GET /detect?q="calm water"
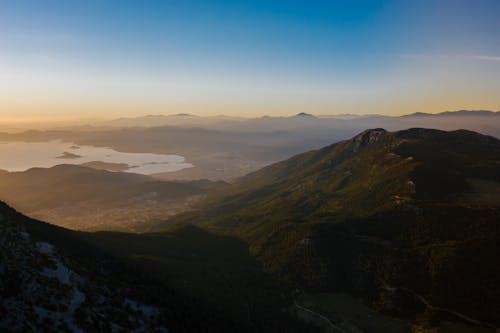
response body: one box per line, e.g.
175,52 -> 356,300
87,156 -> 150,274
0,140 -> 193,175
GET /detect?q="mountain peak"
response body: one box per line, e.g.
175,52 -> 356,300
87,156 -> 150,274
294,112 -> 315,117
351,128 -> 389,148
360,128 -> 387,135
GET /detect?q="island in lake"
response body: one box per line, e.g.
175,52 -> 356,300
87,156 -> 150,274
56,152 -> 82,159
80,161 -> 132,172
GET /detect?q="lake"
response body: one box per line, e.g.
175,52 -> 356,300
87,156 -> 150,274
0,140 -> 193,175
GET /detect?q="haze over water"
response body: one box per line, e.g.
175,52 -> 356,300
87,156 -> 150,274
0,140 -> 192,175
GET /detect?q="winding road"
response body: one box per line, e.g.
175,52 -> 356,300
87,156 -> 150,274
392,286 -> 498,331
294,301 -> 348,333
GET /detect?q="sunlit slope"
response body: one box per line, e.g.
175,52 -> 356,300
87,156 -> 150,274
157,128 -> 500,327
162,128 -> 499,257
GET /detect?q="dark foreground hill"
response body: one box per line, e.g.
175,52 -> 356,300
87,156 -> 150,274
0,202 -> 175,332
154,128 -> 500,332
0,201 -> 317,333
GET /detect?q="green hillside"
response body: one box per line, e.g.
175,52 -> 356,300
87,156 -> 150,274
154,128 -> 500,331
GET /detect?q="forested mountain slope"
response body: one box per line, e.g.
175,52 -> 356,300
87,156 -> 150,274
156,128 -> 500,331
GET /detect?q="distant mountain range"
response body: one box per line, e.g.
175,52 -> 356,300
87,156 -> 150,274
403,110 -> 499,117
105,113 -> 242,128
104,110 -> 500,127
1,110 -> 499,182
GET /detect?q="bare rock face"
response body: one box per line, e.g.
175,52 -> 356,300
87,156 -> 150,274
356,128 -> 387,144
348,128 -> 389,152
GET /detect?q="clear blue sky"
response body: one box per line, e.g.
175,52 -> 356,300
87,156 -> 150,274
1,0 -> 499,120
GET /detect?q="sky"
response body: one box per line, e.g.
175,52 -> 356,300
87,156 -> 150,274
1,0 -> 499,121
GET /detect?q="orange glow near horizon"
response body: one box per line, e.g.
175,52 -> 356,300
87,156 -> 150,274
1,1 -> 499,124
1,96 -> 499,124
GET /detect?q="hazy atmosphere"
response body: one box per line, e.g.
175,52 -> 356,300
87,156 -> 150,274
1,1 -> 499,333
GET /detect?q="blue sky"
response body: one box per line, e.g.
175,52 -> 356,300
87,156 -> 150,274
0,0 -> 499,120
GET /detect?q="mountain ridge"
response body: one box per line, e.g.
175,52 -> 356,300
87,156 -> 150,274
153,127 -> 500,330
